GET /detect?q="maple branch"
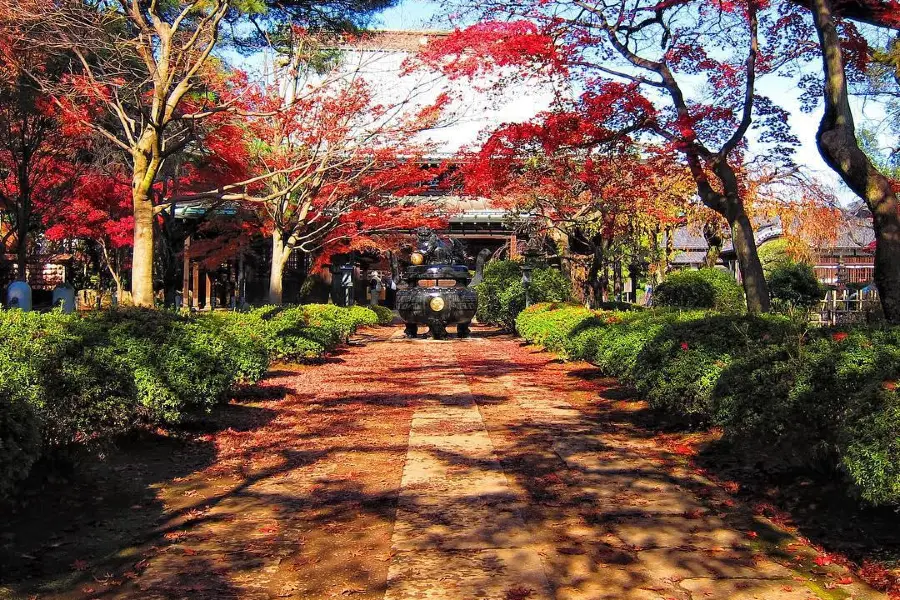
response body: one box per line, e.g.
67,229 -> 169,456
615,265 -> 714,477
719,0 -> 759,158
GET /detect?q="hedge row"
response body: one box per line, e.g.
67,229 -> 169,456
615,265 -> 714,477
516,303 -> 900,507
0,304 -> 384,499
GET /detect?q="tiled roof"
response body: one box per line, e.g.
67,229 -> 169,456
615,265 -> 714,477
674,216 -> 874,254
671,251 -> 709,265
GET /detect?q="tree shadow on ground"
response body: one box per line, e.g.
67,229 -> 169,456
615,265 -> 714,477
555,363 -> 900,594
0,402 -> 279,599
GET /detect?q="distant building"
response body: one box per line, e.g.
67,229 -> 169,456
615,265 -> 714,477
670,203 -> 876,287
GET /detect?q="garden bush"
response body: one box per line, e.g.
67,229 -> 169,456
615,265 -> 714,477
0,390 -> 41,499
369,305 -> 395,325
767,261 -> 825,312
252,305 -> 332,360
653,268 -> 745,312
516,304 -> 704,380
714,326 -> 900,505
517,303 -> 900,507
477,261 -> 571,330
0,302 -> 370,499
515,303 -> 596,355
0,310 -> 137,448
632,314 -> 794,424
574,310 -> 700,381
93,309 -> 242,423
195,311 -> 271,383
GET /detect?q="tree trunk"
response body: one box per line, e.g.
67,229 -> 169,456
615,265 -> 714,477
810,0 -> 900,322
702,221 -> 724,268
713,161 -> 771,313
728,210 -> 770,313
130,145 -> 159,308
664,226 -> 675,275
131,185 -> 155,307
268,230 -> 291,305
587,238 -> 611,308
613,258 -> 623,300
15,162 -> 29,281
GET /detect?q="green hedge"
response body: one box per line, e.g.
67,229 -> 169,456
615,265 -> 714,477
476,260 -> 571,330
370,305 -> 395,325
632,315 -> 794,423
654,268 -> 745,312
714,327 -> 900,505
516,304 -> 900,507
0,303 -> 372,499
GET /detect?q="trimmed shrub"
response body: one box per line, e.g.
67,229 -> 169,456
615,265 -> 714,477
477,261 -> 571,330
195,311 -> 271,383
252,306 -> 334,360
519,303 -> 900,507
654,268 -> 745,312
632,314 -> 794,424
369,305 -> 395,325
476,260 -> 522,328
516,304 -> 705,381
714,327 -> 900,505
597,301 -> 644,312
0,310 -> 136,447
515,303 -> 596,355
575,310 -> 701,381
0,302 -> 375,499
768,261 -> 825,311
348,305 -> 380,329
0,389 -> 41,499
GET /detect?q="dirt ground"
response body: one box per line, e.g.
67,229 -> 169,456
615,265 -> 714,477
0,325 -> 897,599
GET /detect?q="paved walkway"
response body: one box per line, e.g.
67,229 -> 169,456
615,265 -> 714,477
382,329 -> 884,600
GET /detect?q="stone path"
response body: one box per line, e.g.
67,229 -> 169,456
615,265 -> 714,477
383,330 -> 885,600
385,339 -> 552,599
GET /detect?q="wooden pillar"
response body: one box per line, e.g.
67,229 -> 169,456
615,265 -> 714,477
509,233 -> 518,260
182,235 -> 191,307
191,263 -> 200,310
205,271 -> 213,310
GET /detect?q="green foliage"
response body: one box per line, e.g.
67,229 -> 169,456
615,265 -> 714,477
758,238 -> 795,276
577,311 -> 701,381
0,302 -> 370,499
514,303 -> 596,357
0,389 -> 41,499
633,315 -> 794,423
768,262 -> 825,311
714,327 -> 900,506
517,304 -> 900,507
369,305 -> 395,325
654,268 -> 745,312
475,260 -> 522,328
476,261 -> 571,330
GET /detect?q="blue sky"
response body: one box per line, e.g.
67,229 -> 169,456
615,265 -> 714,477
376,1 -> 444,30
370,1 -> 889,206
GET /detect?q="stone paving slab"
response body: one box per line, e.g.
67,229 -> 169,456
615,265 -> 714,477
384,548 -> 552,600
385,343 -> 552,599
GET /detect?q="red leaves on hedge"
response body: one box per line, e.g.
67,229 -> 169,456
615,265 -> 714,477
831,332 -> 849,342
